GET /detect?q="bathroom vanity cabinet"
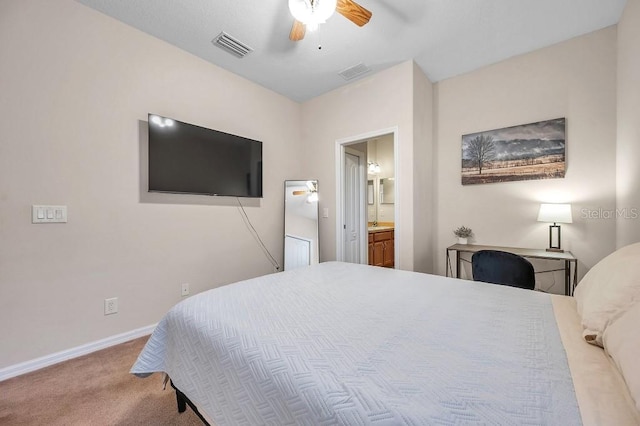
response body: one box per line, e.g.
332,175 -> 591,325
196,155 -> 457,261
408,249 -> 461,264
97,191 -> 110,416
368,229 -> 394,268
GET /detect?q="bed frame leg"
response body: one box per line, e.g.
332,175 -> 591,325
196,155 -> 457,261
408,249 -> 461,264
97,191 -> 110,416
169,380 -> 211,425
176,389 -> 187,413
171,380 -> 187,413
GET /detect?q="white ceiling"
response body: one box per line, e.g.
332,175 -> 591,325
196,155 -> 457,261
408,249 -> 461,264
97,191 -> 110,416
76,0 -> 627,103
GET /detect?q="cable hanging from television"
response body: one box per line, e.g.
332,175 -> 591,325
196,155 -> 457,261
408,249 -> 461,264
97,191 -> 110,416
236,198 -> 281,272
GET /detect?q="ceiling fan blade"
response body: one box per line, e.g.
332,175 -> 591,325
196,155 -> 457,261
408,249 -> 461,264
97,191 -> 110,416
336,0 -> 372,27
289,19 -> 306,41
292,190 -> 307,195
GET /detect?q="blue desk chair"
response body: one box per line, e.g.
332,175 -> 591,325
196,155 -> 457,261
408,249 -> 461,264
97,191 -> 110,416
471,250 -> 535,290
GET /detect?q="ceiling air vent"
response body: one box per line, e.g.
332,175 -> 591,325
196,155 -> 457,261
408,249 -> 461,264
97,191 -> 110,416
212,31 -> 253,58
338,63 -> 371,81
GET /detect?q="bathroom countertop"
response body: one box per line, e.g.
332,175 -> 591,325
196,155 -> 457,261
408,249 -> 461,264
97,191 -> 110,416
368,225 -> 395,232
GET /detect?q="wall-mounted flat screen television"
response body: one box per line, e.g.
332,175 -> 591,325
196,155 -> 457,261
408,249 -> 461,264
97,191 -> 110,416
148,114 -> 263,198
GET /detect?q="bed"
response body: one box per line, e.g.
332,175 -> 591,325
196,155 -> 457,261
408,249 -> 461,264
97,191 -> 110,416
131,250 -> 640,425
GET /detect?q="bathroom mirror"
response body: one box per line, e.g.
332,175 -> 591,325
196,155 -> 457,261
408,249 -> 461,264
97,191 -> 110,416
379,177 -> 395,204
367,179 -> 376,223
367,180 -> 374,205
367,135 -> 395,225
284,180 -> 319,271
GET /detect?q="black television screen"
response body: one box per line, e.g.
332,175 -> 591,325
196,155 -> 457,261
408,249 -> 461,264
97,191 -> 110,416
148,114 -> 262,197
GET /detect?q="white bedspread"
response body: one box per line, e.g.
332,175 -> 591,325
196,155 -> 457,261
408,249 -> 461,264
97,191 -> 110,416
132,261 -> 581,425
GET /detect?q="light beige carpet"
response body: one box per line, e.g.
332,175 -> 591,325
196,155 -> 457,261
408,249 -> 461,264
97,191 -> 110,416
0,337 -> 203,425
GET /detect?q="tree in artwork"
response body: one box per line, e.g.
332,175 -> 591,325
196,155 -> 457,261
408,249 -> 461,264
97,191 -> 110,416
466,134 -> 496,175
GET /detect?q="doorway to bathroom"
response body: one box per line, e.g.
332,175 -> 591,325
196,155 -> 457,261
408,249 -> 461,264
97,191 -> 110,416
335,127 -> 398,267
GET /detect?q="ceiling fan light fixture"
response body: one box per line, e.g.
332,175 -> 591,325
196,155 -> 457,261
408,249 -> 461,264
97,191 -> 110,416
288,0 -> 337,30
307,192 -> 319,203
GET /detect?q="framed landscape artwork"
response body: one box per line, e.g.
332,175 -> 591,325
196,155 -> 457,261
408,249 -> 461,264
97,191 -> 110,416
461,118 -> 566,185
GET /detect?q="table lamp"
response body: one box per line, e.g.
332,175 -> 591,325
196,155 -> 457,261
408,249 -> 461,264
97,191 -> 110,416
537,203 -> 572,252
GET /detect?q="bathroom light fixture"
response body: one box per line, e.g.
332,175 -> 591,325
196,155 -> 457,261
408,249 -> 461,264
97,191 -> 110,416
288,0 -> 337,32
537,203 -> 573,252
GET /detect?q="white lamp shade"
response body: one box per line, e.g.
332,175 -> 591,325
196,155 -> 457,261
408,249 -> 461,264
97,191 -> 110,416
537,203 -> 573,224
288,0 -> 337,28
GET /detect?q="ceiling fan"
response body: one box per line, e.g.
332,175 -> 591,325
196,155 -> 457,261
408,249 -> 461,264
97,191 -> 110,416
292,181 -> 319,202
288,0 -> 372,42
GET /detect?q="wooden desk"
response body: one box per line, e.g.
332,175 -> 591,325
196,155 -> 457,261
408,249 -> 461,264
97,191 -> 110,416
446,244 -> 578,296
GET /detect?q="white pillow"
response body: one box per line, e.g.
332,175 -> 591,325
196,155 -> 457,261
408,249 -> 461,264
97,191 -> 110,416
574,242 -> 640,346
603,302 -> 640,412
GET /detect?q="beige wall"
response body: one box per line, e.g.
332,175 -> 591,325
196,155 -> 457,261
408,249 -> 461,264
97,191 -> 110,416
616,0 -> 640,247
412,63 -> 434,273
434,27 -> 618,291
301,61 -> 418,270
0,0 -> 301,368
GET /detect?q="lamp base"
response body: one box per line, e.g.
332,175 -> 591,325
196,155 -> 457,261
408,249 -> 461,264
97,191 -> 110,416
547,224 -> 564,253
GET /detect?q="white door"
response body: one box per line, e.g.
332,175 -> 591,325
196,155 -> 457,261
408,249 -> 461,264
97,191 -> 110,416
284,235 -> 311,271
344,152 -> 360,263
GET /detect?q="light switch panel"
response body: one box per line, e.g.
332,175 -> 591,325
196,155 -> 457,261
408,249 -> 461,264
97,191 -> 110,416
32,205 -> 67,223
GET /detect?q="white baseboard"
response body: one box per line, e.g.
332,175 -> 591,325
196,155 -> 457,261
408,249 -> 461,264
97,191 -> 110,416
0,324 -> 157,382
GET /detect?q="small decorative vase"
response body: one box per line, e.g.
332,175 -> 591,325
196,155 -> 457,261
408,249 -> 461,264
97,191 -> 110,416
458,237 -> 468,245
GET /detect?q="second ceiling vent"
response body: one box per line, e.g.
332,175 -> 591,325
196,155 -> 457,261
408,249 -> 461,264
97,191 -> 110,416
212,31 -> 253,58
338,63 -> 371,81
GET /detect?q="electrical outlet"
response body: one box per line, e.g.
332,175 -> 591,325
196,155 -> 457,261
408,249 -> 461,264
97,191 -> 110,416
104,297 -> 118,315
181,283 -> 190,297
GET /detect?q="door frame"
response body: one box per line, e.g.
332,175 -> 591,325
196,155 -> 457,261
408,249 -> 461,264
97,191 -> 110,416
335,126 -> 399,266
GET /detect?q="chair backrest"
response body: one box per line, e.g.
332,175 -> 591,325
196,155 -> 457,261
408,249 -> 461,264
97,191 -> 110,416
471,250 -> 535,290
